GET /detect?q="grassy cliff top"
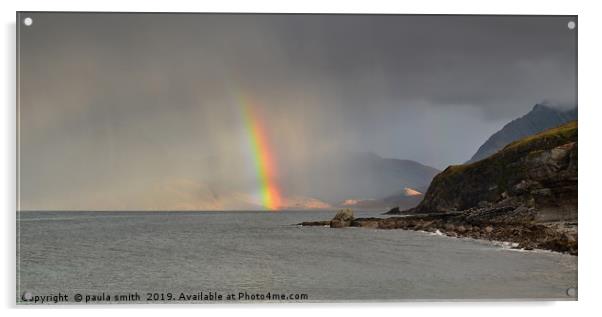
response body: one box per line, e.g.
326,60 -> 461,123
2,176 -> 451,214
504,120 -> 577,151
446,120 -> 577,176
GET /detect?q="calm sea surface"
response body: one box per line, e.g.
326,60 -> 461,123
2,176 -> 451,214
17,210 -> 577,302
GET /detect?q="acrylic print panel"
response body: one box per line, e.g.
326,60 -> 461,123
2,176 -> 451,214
16,12 -> 577,304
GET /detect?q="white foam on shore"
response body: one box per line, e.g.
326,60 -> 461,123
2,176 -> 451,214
499,241 -> 520,249
419,229 -> 547,254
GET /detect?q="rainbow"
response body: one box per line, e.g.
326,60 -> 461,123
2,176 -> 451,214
240,97 -> 282,211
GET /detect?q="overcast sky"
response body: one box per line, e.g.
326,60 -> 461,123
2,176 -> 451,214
18,13 -> 577,210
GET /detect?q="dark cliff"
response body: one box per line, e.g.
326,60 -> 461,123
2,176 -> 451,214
411,121 -> 577,223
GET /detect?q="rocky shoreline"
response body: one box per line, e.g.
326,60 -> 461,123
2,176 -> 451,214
300,122 -> 579,256
299,209 -> 577,255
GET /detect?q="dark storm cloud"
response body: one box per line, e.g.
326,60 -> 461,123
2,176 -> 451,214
265,15 -> 576,115
18,13 -> 576,210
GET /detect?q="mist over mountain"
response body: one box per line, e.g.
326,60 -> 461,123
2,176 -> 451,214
338,187 -> 426,211
281,151 -> 439,204
467,103 -> 577,163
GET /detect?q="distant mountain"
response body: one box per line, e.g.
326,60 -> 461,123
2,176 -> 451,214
294,152 -> 439,204
280,196 -> 332,210
108,151 -> 439,211
338,187 -> 425,211
467,103 -> 577,163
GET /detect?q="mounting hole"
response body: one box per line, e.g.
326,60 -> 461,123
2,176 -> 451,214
566,287 -> 577,297
22,291 -> 33,300
567,21 -> 576,30
23,17 -> 33,26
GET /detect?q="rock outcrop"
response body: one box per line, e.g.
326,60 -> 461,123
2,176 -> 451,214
329,209 -> 354,228
300,211 -> 577,255
349,214 -> 577,255
409,121 -> 577,223
385,207 -> 401,214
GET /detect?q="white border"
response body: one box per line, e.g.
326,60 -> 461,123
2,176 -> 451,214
2,0 -> 601,316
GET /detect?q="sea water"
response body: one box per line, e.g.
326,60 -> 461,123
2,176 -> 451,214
17,210 -> 577,302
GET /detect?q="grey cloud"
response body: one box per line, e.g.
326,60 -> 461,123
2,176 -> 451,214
18,13 -> 576,210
